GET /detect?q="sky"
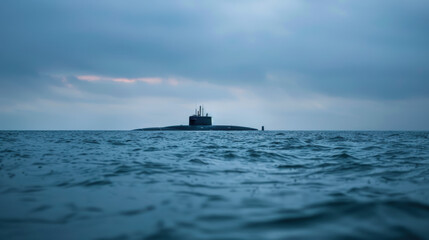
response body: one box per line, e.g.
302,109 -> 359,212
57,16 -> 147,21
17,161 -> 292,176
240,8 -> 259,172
1,0 -> 429,130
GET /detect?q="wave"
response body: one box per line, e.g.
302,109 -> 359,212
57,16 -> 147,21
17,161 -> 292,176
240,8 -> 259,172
1,130 -> 429,240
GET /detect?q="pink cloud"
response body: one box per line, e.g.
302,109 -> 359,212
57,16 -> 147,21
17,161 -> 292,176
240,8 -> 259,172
112,78 -> 136,83
77,75 -> 102,81
137,78 -> 163,84
76,75 -> 163,84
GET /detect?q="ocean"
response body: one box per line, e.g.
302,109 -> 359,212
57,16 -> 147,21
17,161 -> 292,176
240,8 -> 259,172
0,131 -> 428,239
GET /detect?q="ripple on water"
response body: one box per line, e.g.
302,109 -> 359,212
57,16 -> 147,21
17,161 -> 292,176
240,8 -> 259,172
0,130 -> 428,240
188,159 -> 209,165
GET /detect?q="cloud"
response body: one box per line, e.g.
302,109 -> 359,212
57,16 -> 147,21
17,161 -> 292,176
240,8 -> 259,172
76,75 -> 163,84
76,75 -> 102,82
2,0 -> 428,99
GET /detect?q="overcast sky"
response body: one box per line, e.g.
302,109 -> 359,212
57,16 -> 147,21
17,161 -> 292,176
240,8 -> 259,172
1,0 -> 429,130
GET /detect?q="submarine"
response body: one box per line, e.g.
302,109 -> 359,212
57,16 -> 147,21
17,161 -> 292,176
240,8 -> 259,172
134,106 -> 258,131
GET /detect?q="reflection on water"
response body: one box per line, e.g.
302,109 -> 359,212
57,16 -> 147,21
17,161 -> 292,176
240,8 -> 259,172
0,131 -> 429,239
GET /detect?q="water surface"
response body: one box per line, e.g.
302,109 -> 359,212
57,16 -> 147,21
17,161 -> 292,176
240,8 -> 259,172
1,131 -> 429,239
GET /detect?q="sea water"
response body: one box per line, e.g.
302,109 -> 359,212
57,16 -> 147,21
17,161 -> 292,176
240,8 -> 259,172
0,131 -> 428,239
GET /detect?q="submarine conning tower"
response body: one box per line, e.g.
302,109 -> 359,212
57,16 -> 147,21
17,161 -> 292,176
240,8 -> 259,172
189,105 -> 212,126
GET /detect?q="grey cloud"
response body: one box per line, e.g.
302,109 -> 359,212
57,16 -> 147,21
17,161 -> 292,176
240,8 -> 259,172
65,76 -> 236,102
1,0 -> 429,102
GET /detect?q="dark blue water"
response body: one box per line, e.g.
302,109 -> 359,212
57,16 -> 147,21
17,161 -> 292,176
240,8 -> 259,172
1,131 -> 429,239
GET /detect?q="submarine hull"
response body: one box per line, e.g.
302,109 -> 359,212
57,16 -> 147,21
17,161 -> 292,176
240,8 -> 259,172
134,125 -> 257,131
